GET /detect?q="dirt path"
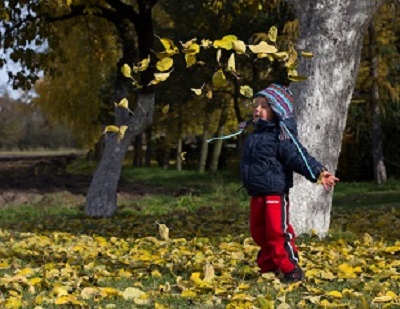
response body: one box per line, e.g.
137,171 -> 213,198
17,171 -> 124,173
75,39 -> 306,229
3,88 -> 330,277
0,155 -> 174,208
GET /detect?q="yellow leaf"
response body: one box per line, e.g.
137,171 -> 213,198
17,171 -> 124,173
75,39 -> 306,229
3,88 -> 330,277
121,64 -> 132,78
327,290 -> 343,298
134,55 -> 151,73
240,85 -> 253,98
227,53 -> 236,72
216,49 -> 222,63
5,297 -> 22,309
213,35 -> 238,50
114,98 -> 129,109
232,40 -> 247,54
81,287 -> 99,299
372,295 -> 394,303
152,270 -> 162,277
191,88 -> 202,95
185,54 -> 197,68
257,295 -> 274,309
288,75 -> 308,82
122,287 -> 144,300
180,38 -> 197,49
201,39 -> 213,48
0,261 -> 10,269
158,223 -> 169,241
156,57 -> 174,72
273,52 -> 289,59
180,152 -> 186,161
203,263 -> 215,282
159,37 -> 175,52
268,26 -> 278,42
183,43 -> 200,54
206,90 -> 213,100
301,51 -> 314,58
153,70 -> 173,82
52,286 -> 69,297
212,69 -> 227,89
248,41 -> 278,54
162,105 -> 169,114
181,290 -> 197,298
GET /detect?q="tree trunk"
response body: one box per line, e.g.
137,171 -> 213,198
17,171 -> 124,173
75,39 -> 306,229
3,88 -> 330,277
176,114 -> 183,171
85,1 -> 156,217
145,127 -> 152,167
369,22 -> 387,184
209,103 -> 229,172
133,134 -> 143,167
198,115 -> 211,173
285,0 -> 385,236
85,93 -> 155,217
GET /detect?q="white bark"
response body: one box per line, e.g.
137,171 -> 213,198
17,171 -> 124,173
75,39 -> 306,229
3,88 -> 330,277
285,0 -> 385,236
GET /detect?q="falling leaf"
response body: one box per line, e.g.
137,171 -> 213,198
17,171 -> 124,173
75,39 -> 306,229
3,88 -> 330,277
133,55 -> 151,73
114,98 -> 128,109
121,64 -> 132,78
232,40 -> 247,54
158,223 -> 169,241
248,41 -> 278,54
213,35 -> 238,50
162,104 -> 169,114
240,85 -> 254,98
268,26 -> 278,42
227,53 -> 236,72
212,69 -> 227,88
180,152 -> 187,161
156,57 -> 174,72
301,51 -> 314,58
185,54 -> 197,68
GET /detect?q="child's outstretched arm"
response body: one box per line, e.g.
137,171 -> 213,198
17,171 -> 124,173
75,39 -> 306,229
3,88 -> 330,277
317,170 -> 339,191
277,138 -> 339,190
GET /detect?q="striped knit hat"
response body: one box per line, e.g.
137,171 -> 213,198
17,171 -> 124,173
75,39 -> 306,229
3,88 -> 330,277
254,83 -> 294,120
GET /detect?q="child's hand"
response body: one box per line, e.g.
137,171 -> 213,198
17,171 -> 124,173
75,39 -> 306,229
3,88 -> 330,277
238,121 -> 248,130
318,171 -> 339,191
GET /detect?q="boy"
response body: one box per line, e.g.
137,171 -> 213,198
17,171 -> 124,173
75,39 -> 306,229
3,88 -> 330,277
240,83 -> 339,283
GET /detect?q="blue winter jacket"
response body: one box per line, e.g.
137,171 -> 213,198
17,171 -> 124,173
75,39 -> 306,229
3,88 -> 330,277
240,118 -> 325,196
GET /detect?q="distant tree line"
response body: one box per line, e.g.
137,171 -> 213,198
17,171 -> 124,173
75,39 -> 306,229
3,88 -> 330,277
0,94 -> 77,150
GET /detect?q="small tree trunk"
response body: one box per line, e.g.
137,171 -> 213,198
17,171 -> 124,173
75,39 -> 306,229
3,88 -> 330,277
198,114 -> 211,173
210,103 -> 229,172
176,137 -> 183,171
145,127 -> 152,167
176,116 -> 183,171
369,21 -> 387,184
133,134 -> 143,167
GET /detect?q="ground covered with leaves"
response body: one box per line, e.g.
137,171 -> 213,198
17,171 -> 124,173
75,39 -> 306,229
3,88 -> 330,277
0,165 -> 399,308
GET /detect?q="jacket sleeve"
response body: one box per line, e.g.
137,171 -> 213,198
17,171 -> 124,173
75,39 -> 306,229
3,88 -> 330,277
277,137 -> 325,183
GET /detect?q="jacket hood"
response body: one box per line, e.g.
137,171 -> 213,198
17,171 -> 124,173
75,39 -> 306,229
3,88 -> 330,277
280,117 -> 298,137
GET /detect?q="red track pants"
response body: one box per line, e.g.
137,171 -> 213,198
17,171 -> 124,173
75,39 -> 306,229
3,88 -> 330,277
249,194 -> 299,274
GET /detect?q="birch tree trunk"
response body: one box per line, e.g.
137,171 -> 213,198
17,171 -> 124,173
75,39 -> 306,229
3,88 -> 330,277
285,0 -> 385,235
368,22 -> 387,184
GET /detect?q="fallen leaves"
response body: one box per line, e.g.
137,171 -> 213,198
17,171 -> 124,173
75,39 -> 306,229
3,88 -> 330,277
0,204 -> 399,308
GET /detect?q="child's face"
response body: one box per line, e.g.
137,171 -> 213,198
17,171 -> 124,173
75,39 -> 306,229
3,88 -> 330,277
252,96 -> 275,122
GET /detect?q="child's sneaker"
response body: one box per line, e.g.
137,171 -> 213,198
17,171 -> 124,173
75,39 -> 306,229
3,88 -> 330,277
283,267 -> 304,283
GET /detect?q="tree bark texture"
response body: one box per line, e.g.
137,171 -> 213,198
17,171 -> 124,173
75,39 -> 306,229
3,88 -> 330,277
85,93 -> 155,217
368,22 -> 387,184
210,103 -> 229,172
285,0 -> 385,235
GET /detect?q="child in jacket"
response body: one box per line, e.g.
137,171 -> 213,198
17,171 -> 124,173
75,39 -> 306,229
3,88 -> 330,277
240,83 -> 339,283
